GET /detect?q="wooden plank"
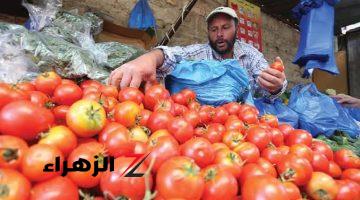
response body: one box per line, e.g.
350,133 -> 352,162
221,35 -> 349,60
346,29 -> 360,97
312,51 -> 348,94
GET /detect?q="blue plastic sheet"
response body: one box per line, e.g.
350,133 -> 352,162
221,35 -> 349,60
288,83 -> 360,138
345,107 -> 360,122
254,98 -> 299,128
165,59 -> 254,106
128,0 -> 156,30
292,0 -> 341,76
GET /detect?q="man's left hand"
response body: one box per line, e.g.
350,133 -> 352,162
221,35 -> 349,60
258,68 -> 286,94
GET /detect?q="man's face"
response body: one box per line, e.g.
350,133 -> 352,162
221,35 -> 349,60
208,13 -> 237,55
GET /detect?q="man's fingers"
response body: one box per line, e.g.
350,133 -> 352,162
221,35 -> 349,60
120,71 -> 132,89
258,77 -> 276,92
263,68 -> 284,79
129,75 -> 142,88
260,71 -> 282,85
109,68 -> 123,88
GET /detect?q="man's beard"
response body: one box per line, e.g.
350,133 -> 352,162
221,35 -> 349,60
209,32 -> 237,55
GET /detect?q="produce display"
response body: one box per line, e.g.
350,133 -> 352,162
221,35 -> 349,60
0,72 -> 359,200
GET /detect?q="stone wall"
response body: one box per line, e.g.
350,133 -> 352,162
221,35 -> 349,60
62,0 -> 309,88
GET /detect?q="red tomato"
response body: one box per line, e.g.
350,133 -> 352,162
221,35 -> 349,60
270,60 -> 285,72
278,123 -> 294,139
188,101 -> 201,111
328,160 -> 342,178
268,128 -> 284,146
38,125 -> 78,157
147,111 -> 173,133
306,172 -> 339,200
223,102 -> 242,115
118,87 -> 144,105
259,114 -> 279,128
341,168 -> 360,184
239,104 -> 259,115
0,168 -> 31,200
335,179 -> 360,200
245,126 -> 271,151
138,109 -> 152,126
203,123 -> 226,144
154,99 -> 175,115
0,100 -> 54,141
181,88 -> 196,102
148,129 -> 171,141
277,154 -> 313,186
61,79 -> 77,85
261,146 -> 282,165
22,144 -> 64,182
144,85 -> 170,110
16,81 -> 35,92
289,143 -> 314,162
278,145 -> 290,156
100,85 -> 118,98
114,100 -> 141,128
214,149 -> 244,178
82,86 -> 100,96
212,142 -> 230,154
201,165 -> 238,200
52,105 -> 69,122
29,91 -> 52,108
0,83 -> 29,109
53,83 -> 83,106
211,107 -> 229,124
99,123 -> 134,157
311,140 -> 334,161
334,149 -> 360,169
0,135 -> 29,169
30,176 -> 79,200
173,103 -> 188,116
198,106 -> 214,123
145,135 -> 180,172
180,137 -> 215,168
285,129 -> 312,147
257,157 -> 278,178
156,156 -> 204,199
225,117 -> 245,133
282,181 -> 301,200
312,152 -> 330,173
222,130 -> 244,149
66,100 -> 106,137
80,79 -> 102,90
67,141 -> 106,188
238,110 -> 259,124
239,163 -> 267,186
183,110 -> 201,127
167,117 -> 194,144
233,142 -> 260,163
242,175 -> 287,200
100,156 -> 152,200
35,71 -> 62,95
171,93 -> 187,105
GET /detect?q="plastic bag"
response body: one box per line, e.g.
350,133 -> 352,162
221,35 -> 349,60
22,0 -> 62,31
292,0 -> 340,75
254,98 -> 299,128
0,32 -> 39,83
288,83 -> 360,137
128,0 -> 156,30
165,59 -> 254,106
344,107 -> 360,122
95,42 -> 145,69
21,31 -> 109,82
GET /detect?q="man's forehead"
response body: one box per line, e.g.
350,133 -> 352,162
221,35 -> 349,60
208,14 -> 234,26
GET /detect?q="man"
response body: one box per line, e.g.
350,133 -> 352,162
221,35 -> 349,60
109,6 -> 287,100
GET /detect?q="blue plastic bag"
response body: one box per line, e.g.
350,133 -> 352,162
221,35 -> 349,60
292,0 -> 340,75
128,0 -> 156,30
254,98 -> 299,128
288,83 -> 360,137
165,59 -> 254,106
345,107 -> 360,122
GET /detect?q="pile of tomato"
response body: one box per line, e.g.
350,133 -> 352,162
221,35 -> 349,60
0,71 -> 359,200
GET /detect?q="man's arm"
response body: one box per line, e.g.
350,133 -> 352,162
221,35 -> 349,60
109,49 -> 165,89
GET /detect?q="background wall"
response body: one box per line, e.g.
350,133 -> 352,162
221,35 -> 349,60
0,0 -> 311,88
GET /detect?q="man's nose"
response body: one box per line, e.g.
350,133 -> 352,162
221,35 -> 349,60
216,29 -> 224,37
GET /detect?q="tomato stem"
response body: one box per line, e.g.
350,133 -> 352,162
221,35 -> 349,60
1,148 -> 19,162
0,184 -> 10,197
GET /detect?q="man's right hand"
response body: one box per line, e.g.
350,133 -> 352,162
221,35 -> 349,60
108,49 -> 164,89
